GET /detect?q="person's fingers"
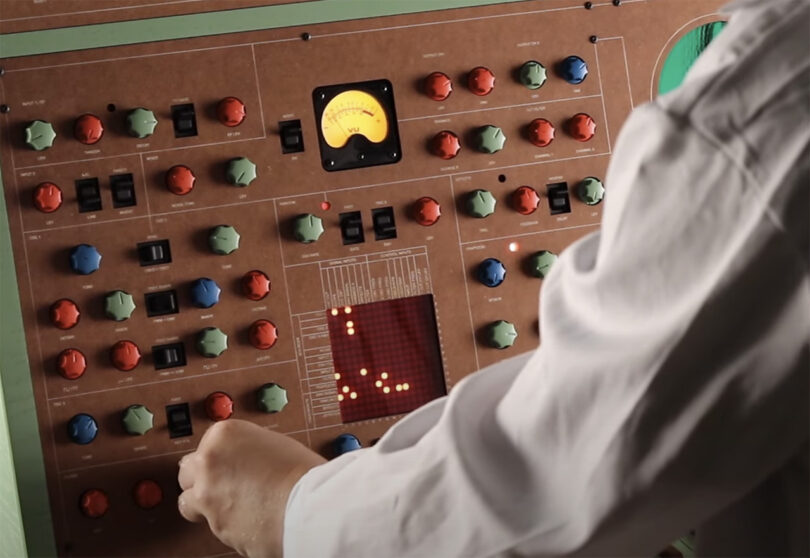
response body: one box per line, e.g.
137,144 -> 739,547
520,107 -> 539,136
177,489 -> 205,523
178,451 -> 198,491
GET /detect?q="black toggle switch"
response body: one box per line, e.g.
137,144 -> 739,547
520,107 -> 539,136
547,182 -> 571,215
152,342 -> 186,370
372,207 -> 397,241
75,178 -> 102,212
110,173 -> 136,208
171,103 -> 197,138
279,119 -> 304,153
137,239 -> 172,266
339,211 -> 364,245
144,289 -> 178,317
166,403 -> 192,438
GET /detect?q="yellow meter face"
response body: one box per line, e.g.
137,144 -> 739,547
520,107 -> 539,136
320,90 -> 389,148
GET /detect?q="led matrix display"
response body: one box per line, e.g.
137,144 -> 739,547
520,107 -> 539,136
326,295 -> 447,423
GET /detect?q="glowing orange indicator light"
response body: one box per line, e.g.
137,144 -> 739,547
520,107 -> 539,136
321,201 -> 332,211
350,392 -> 358,400
344,306 -> 352,314
331,308 -> 339,316
342,386 -> 350,393
380,372 -> 389,380
508,242 -> 520,253
338,394 -> 344,401
334,372 -> 341,380
375,380 -> 383,388
360,368 -> 368,376
403,383 -> 410,391
346,321 -> 354,328
347,328 -> 355,335
383,386 -> 391,394
396,384 -> 403,392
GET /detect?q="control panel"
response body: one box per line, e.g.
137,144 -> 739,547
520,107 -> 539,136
0,0 -> 725,555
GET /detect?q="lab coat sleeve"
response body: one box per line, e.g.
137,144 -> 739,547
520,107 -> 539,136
283,100 -> 809,557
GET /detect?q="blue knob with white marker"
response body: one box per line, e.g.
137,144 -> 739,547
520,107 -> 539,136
69,244 -> 102,275
559,55 -> 588,84
68,413 -> 98,445
476,258 -> 506,288
190,277 -> 221,308
334,433 -> 362,456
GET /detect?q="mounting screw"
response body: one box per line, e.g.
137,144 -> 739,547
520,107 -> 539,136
301,32 -> 311,41
584,1 -> 592,8
0,104 -> 9,114
589,35 -> 598,43
613,0 -> 621,5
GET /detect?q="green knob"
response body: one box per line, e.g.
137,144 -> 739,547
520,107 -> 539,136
126,108 -> 158,138
209,224 -> 240,255
577,177 -> 605,205
25,120 -> 56,151
529,250 -> 558,278
487,320 -> 518,349
104,290 -> 136,321
197,327 -> 228,357
293,214 -> 324,243
475,125 -> 506,154
466,189 -> 497,218
226,157 -> 257,187
122,404 -> 154,435
257,383 -> 288,413
519,60 -> 547,90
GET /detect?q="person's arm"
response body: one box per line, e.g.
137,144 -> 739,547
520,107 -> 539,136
283,101 -> 809,556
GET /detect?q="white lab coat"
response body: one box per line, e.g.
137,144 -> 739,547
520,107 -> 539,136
284,0 -> 810,555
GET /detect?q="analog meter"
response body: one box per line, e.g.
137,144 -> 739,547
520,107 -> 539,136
313,79 -> 402,171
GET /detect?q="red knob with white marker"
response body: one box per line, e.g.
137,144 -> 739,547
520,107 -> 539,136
467,67 -> 495,96
50,299 -> 80,329
33,182 -> 63,213
249,319 -> 278,350
429,130 -> 460,160
412,197 -> 441,226
217,97 -> 246,127
568,113 -> 596,142
423,72 -> 453,101
511,186 -> 540,215
74,114 -> 104,145
205,391 -> 234,421
165,165 -> 196,195
528,118 -> 555,147
57,348 -> 87,380
110,340 -> 141,371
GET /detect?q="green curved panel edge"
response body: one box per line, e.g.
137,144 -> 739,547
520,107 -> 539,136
0,1 -> 530,556
659,21 -> 727,95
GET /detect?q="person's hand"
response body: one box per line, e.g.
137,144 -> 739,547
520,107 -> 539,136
178,419 -> 326,557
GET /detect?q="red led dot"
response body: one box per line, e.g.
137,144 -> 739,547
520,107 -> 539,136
320,201 -> 332,211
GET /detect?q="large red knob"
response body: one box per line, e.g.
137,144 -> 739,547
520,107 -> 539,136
423,72 -> 453,101
528,118 -> 555,147
249,319 -> 278,350
511,186 -> 540,215
467,67 -> 495,96
33,182 -> 63,213
133,480 -> 163,509
567,113 -> 596,142
110,340 -> 141,371
205,391 -> 234,421
80,488 -> 109,518
412,197 -> 441,226
217,97 -> 246,127
429,130 -> 461,160
50,299 -> 80,329
74,114 -> 104,145
57,348 -> 87,380
165,165 -> 196,196
242,270 -> 271,301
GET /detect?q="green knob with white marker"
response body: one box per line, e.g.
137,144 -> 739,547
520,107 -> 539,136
475,125 -> 506,154
197,327 -> 228,358
209,224 -> 240,255
466,189 -> 497,218
577,177 -> 605,205
293,214 -> 324,243
104,290 -> 136,321
487,320 -> 518,349
226,157 -> 257,187
126,108 -> 158,138
257,383 -> 288,413
519,60 -> 547,90
529,250 -> 558,278
25,120 -> 56,151
122,404 -> 154,436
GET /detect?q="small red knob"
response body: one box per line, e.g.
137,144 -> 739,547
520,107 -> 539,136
50,299 -> 80,329
468,67 -> 495,96
423,72 -> 453,101
568,113 -> 596,142
429,130 -> 461,160
33,182 -> 63,213
74,114 -> 104,145
511,186 -> 540,215
133,479 -> 163,509
57,348 -> 87,380
110,340 -> 141,371
249,319 -> 278,350
242,270 -> 271,301
165,165 -> 196,196
80,488 -> 109,518
205,391 -> 234,421
528,118 -> 555,147
217,97 -> 246,127
412,197 -> 441,226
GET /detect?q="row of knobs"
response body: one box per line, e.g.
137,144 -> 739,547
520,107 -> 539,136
55,321 -> 277,379
22,97 -> 245,150
430,113 -> 596,160
423,56 -> 588,100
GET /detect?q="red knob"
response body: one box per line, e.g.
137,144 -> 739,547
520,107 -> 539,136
528,118 -> 555,147
511,186 -> 540,215
205,391 -> 234,421
423,72 -> 453,101
412,197 -> 441,226
467,67 -> 495,96
80,488 -> 109,518
50,299 -> 80,329
568,113 -> 596,142
165,165 -> 196,196
74,114 -> 104,145
133,479 -> 163,509
110,340 -> 141,371
217,96 -> 246,127
33,182 -> 63,213
429,130 -> 461,160
57,348 -> 87,380
242,270 -> 271,301
249,319 -> 278,350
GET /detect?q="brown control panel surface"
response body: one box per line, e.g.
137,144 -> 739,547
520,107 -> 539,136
0,0 -> 724,555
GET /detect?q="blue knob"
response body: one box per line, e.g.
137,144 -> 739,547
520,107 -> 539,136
190,277 -> 221,308
70,244 -> 102,275
334,433 -> 362,456
559,55 -> 588,84
68,413 -> 98,445
476,258 -> 506,288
